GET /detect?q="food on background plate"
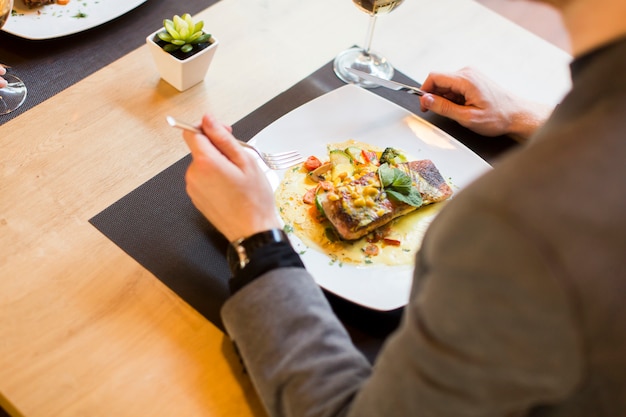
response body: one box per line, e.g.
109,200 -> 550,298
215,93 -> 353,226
275,140 -> 453,266
22,0 -> 69,7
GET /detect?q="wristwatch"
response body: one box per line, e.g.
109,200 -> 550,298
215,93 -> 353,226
227,228 -> 289,272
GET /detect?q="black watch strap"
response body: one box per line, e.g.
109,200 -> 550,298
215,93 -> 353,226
227,228 -> 289,271
226,229 -> 305,295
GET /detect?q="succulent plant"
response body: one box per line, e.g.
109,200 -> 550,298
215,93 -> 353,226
156,14 -> 212,54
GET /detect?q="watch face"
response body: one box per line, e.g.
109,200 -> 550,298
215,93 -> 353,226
226,243 -> 243,274
234,244 -> 249,269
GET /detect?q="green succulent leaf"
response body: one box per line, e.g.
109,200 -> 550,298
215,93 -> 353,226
183,13 -> 194,27
196,33 -> 211,43
157,31 -> 173,42
164,19 -> 176,35
159,13 -> 210,54
166,28 -> 180,39
187,32 -> 203,43
163,44 -> 180,52
173,14 -> 185,28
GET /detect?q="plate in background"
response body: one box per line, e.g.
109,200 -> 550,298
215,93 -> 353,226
3,0 -> 147,40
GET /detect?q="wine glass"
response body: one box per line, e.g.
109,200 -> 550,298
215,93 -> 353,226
334,0 -> 405,88
0,0 -> 27,115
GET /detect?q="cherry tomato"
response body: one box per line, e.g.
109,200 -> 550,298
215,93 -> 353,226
304,155 -> 322,171
362,150 -> 378,165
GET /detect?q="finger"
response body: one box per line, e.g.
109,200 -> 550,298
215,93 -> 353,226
200,114 -> 252,167
182,125 -> 218,158
422,71 -> 471,97
421,71 -> 455,93
420,93 -> 469,122
180,115 -> 233,159
0,66 -> 7,88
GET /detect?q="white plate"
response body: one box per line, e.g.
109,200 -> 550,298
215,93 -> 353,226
252,84 -> 491,311
3,0 -> 148,40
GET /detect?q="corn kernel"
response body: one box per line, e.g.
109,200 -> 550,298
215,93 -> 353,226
363,186 -> 378,196
354,197 -> 366,207
328,193 -> 340,201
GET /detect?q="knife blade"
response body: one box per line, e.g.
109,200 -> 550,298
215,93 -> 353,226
345,67 -> 425,96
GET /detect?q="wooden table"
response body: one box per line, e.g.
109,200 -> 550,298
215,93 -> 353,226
0,0 -> 572,416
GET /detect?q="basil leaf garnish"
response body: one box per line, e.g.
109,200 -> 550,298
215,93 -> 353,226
386,189 -> 423,207
378,163 -> 395,188
378,162 -> 423,207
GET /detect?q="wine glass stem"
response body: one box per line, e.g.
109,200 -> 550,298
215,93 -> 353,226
362,14 -> 378,56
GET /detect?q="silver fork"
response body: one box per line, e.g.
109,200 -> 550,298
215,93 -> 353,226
166,116 -> 305,170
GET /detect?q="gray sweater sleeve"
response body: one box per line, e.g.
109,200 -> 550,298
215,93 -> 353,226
221,197 -> 582,417
221,267 -> 371,417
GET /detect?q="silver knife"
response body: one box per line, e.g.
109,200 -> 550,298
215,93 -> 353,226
345,67 -> 425,96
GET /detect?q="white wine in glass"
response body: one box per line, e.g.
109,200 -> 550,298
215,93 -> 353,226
0,0 -> 27,115
334,0 -> 405,88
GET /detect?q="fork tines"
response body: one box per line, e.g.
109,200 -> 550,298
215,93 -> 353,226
261,151 -> 305,170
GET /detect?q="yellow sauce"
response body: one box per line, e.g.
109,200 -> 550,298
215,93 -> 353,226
275,140 -> 448,266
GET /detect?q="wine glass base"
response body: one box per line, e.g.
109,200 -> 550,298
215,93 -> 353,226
333,47 -> 394,88
0,73 -> 27,115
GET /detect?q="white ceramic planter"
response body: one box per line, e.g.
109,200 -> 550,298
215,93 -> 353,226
146,29 -> 219,92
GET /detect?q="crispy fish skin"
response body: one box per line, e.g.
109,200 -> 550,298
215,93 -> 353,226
400,160 -> 453,204
319,160 -> 452,241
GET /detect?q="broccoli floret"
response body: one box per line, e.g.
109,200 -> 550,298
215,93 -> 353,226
379,147 -> 407,165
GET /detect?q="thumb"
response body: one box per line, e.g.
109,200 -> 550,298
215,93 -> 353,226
421,93 -> 466,121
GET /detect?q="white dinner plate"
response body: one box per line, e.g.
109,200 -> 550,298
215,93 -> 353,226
3,0 -> 148,40
252,84 -> 491,311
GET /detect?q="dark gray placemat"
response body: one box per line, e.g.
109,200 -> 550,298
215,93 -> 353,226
89,60 -> 517,356
0,0 -> 218,125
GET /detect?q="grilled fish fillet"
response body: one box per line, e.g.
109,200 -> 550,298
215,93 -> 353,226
318,160 -> 452,240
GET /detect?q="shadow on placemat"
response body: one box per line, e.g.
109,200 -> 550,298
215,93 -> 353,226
90,59 -> 517,358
